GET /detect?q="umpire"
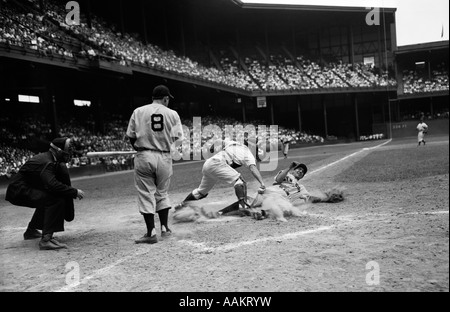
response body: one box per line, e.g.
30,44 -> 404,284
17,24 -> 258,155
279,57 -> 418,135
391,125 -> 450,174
5,137 -> 85,250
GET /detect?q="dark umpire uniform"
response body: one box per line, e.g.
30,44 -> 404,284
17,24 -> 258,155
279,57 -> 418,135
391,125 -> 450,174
5,137 -> 85,250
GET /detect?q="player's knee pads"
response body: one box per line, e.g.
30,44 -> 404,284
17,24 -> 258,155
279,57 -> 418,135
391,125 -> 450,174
234,178 -> 247,201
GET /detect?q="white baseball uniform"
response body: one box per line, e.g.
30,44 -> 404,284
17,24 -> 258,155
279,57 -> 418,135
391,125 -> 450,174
273,171 -> 310,203
127,103 -> 183,214
416,122 -> 428,143
194,140 -> 257,196
281,136 -> 291,156
250,171 -> 310,208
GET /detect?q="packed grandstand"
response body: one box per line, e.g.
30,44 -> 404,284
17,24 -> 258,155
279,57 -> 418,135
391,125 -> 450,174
0,0 -> 448,177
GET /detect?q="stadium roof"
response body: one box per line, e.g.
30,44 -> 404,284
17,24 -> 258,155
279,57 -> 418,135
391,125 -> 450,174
395,40 -> 449,54
230,0 -> 396,13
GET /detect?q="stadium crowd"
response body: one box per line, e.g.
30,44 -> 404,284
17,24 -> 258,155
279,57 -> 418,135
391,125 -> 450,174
1,0 -> 448,177
1,0 -> 403,93
0,2 -> 75,58
403,64 -> 449,94
0,114 -> 326,177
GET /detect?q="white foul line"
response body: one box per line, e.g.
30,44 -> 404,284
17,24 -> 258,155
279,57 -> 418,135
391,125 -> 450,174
307,139 -> 392,176
53,248 -> 150,292
179,226 -> 334,253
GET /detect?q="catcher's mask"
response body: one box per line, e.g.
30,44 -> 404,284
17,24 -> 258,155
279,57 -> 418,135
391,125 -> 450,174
50,137 -> 73,162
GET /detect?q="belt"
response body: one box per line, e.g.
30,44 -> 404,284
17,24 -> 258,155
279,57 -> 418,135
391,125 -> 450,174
136,148 -> 171,153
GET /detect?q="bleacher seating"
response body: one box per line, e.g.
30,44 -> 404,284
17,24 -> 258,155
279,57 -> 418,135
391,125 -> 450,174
0,0 -> 402,93
403,65 -> 449,94
0,114 -> 327,176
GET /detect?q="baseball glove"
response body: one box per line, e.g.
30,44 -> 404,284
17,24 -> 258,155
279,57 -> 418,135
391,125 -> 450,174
308,187 -> 345,203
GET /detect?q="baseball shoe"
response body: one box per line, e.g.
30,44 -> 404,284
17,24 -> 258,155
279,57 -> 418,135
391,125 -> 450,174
251,211 -> 265,220
23,228 -> 42,240
309,196 -> 323,203
39,239 -> 65,250
161,229 -> 172,238
237,208 -> 252,217
135,234 -> 158,244
49,238 -> 68,249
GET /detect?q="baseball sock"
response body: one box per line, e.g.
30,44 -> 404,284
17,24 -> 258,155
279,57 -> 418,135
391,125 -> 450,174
158,208 -> 170,232
142,213 -> 155,236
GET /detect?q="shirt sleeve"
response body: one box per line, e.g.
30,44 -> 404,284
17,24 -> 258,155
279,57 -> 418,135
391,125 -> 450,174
241,148 -> 257,167
273,170 -> 283,184
126,111 -> 136,139
171,113 -> 184,141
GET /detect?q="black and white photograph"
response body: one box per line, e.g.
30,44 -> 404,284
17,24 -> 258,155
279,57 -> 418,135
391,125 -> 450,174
0,0 -> 448,297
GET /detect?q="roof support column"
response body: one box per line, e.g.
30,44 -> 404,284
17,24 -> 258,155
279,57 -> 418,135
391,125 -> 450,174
322,95 -> 328,138
354,94 -> 360,139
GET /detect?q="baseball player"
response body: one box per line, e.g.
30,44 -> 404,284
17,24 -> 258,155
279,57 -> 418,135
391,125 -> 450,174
280,135 -> 292,159
417,119 -> 428,146
217,161 -> 313,219
126,85 -> 184,244
174,138 -> 266,213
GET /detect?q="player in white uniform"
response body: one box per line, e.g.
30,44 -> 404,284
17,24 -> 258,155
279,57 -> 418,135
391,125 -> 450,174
416,120 -> 428,146
226,161 -> 311,219
126,85 -> 183,244
280,135 -> 292,159
175,139 -> 266,212
271,161 -> 311,202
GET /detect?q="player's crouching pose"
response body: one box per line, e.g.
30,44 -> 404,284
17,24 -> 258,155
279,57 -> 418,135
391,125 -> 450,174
174,138 -> 266,214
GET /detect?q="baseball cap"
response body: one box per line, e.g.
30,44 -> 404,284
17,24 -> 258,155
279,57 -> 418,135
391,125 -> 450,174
152,85 -> 174,99
51,137 -> 70,151
292,161 -> 307,174
50,137 -> 73,158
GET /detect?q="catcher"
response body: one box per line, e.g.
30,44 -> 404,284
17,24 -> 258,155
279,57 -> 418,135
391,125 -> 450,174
174,138 -> 266,213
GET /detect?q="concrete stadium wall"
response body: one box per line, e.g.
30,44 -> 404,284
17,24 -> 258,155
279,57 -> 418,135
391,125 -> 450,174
0,165 -> 108,189
374,119 -> 449,139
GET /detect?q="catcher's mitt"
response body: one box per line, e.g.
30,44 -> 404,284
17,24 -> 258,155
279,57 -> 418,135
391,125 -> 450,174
309,187 -> 345,203
324,189 -> 345,203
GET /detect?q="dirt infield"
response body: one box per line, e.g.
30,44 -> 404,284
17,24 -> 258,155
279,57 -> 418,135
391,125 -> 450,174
0,136 -> 448,292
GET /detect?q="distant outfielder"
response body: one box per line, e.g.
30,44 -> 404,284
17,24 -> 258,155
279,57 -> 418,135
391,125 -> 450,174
280,135 -> 292,159
417,119 -> 428,146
